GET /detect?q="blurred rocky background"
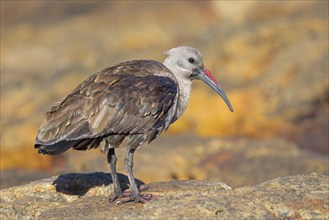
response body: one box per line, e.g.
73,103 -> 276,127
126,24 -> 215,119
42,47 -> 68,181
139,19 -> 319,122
0,1 -> 328,189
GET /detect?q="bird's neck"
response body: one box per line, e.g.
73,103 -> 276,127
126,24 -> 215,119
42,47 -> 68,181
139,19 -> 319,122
175,76 -> 192,120
163,60 -> 192,121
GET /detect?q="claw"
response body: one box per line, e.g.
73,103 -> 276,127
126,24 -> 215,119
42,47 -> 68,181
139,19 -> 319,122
138,185 -> 150,192
139,194 -> 153,203
115,197 -> 134,205
109,193 -> 120,203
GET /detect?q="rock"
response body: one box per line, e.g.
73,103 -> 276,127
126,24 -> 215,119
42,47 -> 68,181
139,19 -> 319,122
0,173 -> 327,219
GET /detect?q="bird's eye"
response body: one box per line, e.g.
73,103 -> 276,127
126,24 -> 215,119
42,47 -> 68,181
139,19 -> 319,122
188,58 -> 195,63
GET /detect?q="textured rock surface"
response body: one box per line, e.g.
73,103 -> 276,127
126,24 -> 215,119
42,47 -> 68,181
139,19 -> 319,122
0,173 -> 328,219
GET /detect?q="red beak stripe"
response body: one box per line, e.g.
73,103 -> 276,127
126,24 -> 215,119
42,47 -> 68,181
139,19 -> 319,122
204,68 -> 220,86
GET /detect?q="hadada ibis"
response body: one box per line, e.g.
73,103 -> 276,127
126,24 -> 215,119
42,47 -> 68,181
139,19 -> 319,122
34,46 -> 233,204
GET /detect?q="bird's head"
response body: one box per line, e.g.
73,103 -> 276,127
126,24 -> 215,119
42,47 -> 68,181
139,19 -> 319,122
164,46 -> 233,112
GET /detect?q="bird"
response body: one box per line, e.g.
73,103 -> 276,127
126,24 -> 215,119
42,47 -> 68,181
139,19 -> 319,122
34,46 -> 233,204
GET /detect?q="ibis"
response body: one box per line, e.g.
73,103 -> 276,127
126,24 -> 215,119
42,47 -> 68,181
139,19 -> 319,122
35,46 -> 233,204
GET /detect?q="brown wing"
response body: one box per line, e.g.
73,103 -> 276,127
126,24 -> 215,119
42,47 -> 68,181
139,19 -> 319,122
35,60 -> 177,146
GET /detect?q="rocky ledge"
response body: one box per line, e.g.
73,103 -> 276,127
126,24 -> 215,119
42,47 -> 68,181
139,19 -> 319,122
0,173 -> 328,219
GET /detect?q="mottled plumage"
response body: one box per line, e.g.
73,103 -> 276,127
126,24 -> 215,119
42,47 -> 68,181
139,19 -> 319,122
34,46 -> 233,204
35,60 -> 178,154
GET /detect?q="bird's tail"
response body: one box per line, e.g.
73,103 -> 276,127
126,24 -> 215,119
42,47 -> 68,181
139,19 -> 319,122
35,138 -> 103,155
34,140 -> 77,155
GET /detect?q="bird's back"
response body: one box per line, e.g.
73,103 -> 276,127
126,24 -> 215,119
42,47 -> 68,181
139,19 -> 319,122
35,60 -> 178,154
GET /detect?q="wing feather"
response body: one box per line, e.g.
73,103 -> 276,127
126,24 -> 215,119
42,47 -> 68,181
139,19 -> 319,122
35,60 -> 178,146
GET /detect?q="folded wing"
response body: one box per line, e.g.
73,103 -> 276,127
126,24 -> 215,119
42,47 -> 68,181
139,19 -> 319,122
35,60 -> 178,153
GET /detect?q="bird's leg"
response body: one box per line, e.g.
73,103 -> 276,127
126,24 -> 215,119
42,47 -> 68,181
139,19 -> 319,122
125,149 -> 141,202
107,148 -> 123,202
114,148 -> 152,204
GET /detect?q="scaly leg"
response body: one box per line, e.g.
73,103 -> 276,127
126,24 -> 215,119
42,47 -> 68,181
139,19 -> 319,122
107,148 -> 123,202
114,149 -> 152,204
125,149 -> 141,202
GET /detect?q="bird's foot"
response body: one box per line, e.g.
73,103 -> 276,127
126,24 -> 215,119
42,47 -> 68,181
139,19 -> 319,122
109,185 -> 153,205
114,193 -> 153,205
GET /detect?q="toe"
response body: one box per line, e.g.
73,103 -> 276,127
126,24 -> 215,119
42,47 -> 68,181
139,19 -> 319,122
109,194 -> 119,203
139,185 -> 150,192
115,197 -> 135,205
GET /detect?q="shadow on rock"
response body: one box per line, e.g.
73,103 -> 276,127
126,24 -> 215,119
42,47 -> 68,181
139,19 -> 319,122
52,172 -> 144,196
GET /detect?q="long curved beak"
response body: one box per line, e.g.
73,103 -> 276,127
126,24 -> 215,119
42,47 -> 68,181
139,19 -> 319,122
192,68 -> 233,112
